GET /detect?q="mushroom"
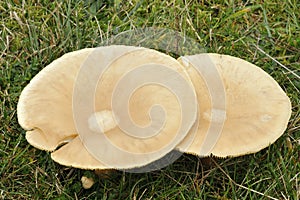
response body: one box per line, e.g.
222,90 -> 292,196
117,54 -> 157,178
176,53 -> 292,157
81,176 -> 95,189
17,45 -> 197,169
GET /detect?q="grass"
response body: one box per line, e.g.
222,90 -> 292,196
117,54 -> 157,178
1,0 -> 299,199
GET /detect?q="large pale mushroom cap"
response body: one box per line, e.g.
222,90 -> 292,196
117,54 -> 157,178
177,53 -> 292,157
17,45 -> 197,169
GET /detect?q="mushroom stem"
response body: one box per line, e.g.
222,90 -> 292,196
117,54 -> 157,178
88,110 -> 117,133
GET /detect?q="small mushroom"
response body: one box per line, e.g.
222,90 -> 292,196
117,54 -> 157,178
81,176 -> 94,189
176,53 -> 291,157
17,45 -> 197,169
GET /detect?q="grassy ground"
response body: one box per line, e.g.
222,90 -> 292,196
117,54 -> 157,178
1,0 -> 299,199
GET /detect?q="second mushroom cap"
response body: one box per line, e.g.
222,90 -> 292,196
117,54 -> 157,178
176,53 -> 291,157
